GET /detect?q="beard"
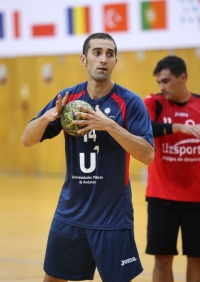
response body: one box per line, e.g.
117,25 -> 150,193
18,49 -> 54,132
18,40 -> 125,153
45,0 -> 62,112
87,67 -> 110,82
92,73 -> 109,81
85,59 -> 111,81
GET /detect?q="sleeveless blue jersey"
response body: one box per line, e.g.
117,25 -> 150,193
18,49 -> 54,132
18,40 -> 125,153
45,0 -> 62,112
36,82 -> 154,230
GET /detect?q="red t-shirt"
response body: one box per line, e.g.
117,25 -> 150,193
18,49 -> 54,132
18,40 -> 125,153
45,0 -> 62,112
144,93 -> 200,202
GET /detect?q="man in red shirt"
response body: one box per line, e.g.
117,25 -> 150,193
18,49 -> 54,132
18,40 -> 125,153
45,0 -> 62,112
144,55 -> 200,282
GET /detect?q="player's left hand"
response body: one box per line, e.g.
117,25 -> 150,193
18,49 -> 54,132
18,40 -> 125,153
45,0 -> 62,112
73,104 -> 113,134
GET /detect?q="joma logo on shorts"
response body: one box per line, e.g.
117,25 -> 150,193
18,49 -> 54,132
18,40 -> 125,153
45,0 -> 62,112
121,257 -> 137,266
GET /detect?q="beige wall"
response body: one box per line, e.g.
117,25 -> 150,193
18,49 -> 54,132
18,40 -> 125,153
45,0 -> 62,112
1,49 -> 200,178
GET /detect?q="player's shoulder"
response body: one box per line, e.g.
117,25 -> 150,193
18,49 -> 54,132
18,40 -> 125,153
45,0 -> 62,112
114,83 -> 142,102
58,82 -> 87,97
189,93 -> 200,106
144,93 -> 163,101
191,92 -> 200,99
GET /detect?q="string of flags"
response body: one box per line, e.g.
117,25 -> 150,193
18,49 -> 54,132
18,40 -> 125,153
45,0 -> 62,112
0,0 -> 200,56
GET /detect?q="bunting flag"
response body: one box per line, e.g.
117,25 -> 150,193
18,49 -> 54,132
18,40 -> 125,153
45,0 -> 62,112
31,24 -> 55,37
0,0 -> 200,57
0,13 -> 4,38
103,3 -> 128,32
141,0 -> 166,30
13,11 -> 20,38
67,6 -> 90,35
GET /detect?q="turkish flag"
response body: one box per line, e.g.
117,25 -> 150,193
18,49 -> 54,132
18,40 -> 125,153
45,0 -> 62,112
103,3 -> 128,32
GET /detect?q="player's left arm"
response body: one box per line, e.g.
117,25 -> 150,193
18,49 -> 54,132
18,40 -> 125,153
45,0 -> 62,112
105,117 -> 154,165
73,105 -> 155,165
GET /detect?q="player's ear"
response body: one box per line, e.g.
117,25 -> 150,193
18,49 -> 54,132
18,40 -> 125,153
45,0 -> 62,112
181,72 -> 187,82
113,58 -> 118,68
80,55 -> 87,66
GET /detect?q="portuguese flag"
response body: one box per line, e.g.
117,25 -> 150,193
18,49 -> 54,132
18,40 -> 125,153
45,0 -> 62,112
141,1 -> 166,30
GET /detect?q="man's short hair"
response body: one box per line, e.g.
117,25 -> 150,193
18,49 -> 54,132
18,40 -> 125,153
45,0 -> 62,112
153,56 -> 187,77
82,32 -> 117,57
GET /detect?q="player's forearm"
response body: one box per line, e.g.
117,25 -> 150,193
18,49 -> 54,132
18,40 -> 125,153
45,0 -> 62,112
107,121 -> 155,165
21,115 -> 50,147
172,123 -> 186,133
151,121 -> 173,137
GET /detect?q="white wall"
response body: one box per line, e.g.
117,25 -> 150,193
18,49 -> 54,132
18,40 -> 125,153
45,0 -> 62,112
0,0 -> 200,57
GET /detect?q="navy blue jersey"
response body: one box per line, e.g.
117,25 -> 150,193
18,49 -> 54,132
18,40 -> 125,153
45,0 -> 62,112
36,82 -> 154,230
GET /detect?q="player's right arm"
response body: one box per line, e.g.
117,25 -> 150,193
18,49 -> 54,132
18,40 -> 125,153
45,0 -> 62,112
21,113 -> 53,147
144,94 -> 200,138
172,123 -> 200,138
21,92 -> 68,147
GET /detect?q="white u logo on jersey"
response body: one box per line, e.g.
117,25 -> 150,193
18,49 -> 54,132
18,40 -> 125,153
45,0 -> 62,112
79,146 -> 99,173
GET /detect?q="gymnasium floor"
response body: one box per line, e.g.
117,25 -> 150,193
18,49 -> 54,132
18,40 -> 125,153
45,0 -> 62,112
0,173 -> 186,282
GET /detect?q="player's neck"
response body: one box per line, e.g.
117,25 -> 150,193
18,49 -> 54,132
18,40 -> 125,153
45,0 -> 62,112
87,80 -> 115,100
176,89 -> 190,103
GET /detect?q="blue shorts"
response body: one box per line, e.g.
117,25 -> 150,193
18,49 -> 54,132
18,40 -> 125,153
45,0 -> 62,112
44,218 -> 143,282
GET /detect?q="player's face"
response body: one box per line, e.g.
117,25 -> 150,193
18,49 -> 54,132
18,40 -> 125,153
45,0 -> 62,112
80,38 -> 117,82
156,68 -> 187,102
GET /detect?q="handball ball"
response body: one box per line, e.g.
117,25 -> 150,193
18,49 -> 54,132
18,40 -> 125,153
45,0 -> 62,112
61,100 -> 93,136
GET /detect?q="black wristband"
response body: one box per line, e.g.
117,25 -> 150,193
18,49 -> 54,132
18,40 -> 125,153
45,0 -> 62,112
152,122 -> 173,137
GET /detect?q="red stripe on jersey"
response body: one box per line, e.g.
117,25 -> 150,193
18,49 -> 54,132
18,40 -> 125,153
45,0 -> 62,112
111,93 -> 127,128
124,153 -> 130,186
111,93 -> 130,186
67,90 -> 86,104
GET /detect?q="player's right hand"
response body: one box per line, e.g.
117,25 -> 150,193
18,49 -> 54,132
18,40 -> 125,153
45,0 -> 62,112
174,123 -> 200,138
44,92 -> 69,121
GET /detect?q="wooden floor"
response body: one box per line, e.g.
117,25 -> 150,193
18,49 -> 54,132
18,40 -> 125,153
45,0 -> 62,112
0,173 -> 186,282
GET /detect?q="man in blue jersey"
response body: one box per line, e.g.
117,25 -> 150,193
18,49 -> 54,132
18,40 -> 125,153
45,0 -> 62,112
21,32 -> 155,282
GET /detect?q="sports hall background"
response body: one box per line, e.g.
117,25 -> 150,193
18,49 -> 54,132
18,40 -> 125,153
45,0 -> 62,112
1,48 -> 200,178
0,0 -> 200,281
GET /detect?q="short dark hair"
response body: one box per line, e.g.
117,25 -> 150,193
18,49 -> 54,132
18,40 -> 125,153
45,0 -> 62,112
82,32 -> 117,56
153,55 -> 187,77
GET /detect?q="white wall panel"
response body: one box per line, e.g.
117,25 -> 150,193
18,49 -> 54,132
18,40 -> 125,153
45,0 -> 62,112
0,0 -> 200,57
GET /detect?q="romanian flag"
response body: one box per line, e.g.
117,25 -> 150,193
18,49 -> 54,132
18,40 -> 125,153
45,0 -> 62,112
0,13 -> 4,38
141,0 -> 166,30
67,6 -> 90,35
